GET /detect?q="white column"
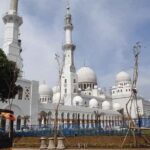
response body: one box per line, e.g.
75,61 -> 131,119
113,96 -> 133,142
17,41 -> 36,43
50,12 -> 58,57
65,29 -> 72,44
9,0 -> 18,14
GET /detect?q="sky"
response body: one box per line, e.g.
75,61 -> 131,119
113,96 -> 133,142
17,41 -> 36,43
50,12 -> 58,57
0,0 -> 150,99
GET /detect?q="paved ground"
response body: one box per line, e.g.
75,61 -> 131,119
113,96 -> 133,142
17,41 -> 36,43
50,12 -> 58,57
9,148 -> 150,150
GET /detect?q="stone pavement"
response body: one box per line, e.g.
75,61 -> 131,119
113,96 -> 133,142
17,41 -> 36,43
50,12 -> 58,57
11,148 -> 150,150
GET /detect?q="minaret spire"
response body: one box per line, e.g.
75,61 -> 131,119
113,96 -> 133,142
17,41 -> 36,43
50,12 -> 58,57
60,2 -> 78,106
3,0 -> 23,76
64,1 -> 74,45
66,0 -> 70,15
63,2 -> 75,66
9,0 -> 18,14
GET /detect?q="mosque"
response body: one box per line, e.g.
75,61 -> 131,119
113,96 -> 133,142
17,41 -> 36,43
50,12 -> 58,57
0,0 -> 150,130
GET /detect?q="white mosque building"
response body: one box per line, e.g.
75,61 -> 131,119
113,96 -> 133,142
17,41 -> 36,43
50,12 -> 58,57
0,0 -> 150,130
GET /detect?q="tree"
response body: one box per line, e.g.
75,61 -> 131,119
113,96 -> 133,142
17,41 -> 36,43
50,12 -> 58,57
0,48 -> 20,105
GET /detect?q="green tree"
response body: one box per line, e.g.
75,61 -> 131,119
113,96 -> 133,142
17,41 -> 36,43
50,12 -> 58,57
0,48 -> 20,104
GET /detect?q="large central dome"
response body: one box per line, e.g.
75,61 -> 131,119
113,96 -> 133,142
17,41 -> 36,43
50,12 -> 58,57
77,67 -> 97,84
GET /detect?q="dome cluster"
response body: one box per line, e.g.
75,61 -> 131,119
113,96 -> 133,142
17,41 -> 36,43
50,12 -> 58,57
73,97 -> 99,108
89,98 -> 98,108
52,86 -> 61,103
112,71 -> 132,97
113,103 -> 121,110
102,101 -> 110,110
77,67 -> 97,83
53,92 -> 61,103
52,86 -> 60,94
39,84 -> 62,104
39,83 -> 53,103
116,71 -> 131,83
39,83 -> 53,96
38,69 -> 130,112
73,96 -> 83,106
77,67 -> 97,90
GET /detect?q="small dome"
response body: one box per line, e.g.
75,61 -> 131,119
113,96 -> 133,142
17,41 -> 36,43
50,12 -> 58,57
102,101 -> 110,110
113,103 -> 121,111
116,71 -> 131,82
99,95 -> 105,99
52,92 -> 60,103
77,67 -> 97,83
52,86 -> 60,94
89,98 -> 98,108
39,83 -> 53,96
73,96 -> 83,106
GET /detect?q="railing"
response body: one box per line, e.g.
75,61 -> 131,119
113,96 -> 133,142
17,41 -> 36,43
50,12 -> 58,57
1,118 -> 150,138
14,127 -> 129,137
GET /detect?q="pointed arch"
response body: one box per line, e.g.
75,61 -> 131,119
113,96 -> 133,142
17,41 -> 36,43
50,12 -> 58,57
39,111 -> 47,126
61,112 -> 64,128
67,113 -> 70,128
16,115 -> 21,130
47,111 -> 52,125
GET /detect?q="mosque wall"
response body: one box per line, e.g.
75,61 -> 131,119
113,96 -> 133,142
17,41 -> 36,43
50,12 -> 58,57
142,99 -> 150,117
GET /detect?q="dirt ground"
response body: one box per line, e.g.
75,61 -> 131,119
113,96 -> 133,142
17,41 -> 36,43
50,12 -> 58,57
10,148 -> 150,150
12,135 -> 150,149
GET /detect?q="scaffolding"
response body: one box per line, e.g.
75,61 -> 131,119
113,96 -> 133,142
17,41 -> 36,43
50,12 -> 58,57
121,42 -> 150,148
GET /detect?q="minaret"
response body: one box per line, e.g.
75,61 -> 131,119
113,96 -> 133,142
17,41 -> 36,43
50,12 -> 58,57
60,4 -> 78,105
3,0 -> 23,76
63,5 -> 75,71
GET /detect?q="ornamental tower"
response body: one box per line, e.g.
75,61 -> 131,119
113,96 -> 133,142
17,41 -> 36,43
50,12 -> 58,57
60,5 -> 78,105
3,0 -> 23,76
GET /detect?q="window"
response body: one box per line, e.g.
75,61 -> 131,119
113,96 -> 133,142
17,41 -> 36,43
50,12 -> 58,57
65,79 -> 67,83
76,102 -> 79,106
65,89 -> 67,94
90,84 -> 92,88
25,87 -> 30,100
74,89 -> 76,93
16,116 -> 21,130
74,79 -> 76,83
18,86 -> 23,100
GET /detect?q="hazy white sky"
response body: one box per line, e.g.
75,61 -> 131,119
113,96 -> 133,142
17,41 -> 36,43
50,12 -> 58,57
0,0 -> 150,99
